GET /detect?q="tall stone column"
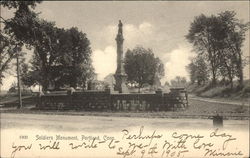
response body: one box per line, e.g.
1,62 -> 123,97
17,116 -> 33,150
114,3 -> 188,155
114,20 -> 127,93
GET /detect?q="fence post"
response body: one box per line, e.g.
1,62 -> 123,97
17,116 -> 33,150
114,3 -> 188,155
213,114 -> 223,127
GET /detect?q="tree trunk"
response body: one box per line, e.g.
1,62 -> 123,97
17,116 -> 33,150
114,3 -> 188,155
229,75 -> 233,89
138,83 -> 142,93
210,44 -> 217,86
41,74 -> 49,92
223,59 -> 233,89
197,80 -> 201,85
238,70 -> 243,88
211,68 -> 217,86
70,79 -> 77,89
210,55 -> 217,86
237,55 -> 243,88
16,53 -> 22,109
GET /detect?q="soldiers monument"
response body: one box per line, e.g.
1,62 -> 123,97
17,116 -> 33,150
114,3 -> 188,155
114,20 -> 128,93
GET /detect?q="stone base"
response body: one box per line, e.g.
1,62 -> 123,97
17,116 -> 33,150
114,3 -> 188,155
114,73 -> 128,93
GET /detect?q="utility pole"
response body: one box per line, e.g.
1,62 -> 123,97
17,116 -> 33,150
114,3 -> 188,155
0,78 -> 2,93
16,52 -> 22,109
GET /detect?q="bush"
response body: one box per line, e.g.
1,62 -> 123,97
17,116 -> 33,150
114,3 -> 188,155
242,86 -> 250,94
188,82 -> 213,96
186,83 -> 198,93
234,105 -> 245,113
8,86 -> 17,93
200,86 -> 227,98
7,87 -> 32,96
187,80 -> 250,99
196,84 -> 212,94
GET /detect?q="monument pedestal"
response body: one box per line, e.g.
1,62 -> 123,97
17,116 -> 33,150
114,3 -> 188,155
114,73 -> 128,93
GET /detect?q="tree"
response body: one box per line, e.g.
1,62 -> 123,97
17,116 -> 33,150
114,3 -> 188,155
0,1 -> 41,10
186,11 -> 249,87
52,27 -> 94,89
0,1 -> 41,96
20,27 -> 94,90
0,30 -> 22,87
124,46 -> 165,92
2,1 -> 58,91
20,61 -> 38,88
20,49 -> 42,89
164,81 -> 170,86
187,55 -> 209,85
8,82 -> 17,93
186,14 -> 221,85
0,1 -> 42,49
170,76 -> 187,87
154,57 -> 165,86
217,11 -> 249,88
2,2 -> 94,91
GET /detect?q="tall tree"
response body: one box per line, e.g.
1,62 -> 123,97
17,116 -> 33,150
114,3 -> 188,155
2,1 -> 59,90
218,11 -> 249,88
2,2 -> 94,91
186,14 -> 221,85
48,27 -> 94,89
0,1 -> 41,91
154,57 -> 165,86
21,27 -> 94,90
186,11 -> 249,87
124,46 -> 165,92
187,55 -> 209,85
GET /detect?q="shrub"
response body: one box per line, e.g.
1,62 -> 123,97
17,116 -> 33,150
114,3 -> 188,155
8,86 -> 17,93
234,105 -> 245,113
200,86 -> 228,98
242,86 -> 250,94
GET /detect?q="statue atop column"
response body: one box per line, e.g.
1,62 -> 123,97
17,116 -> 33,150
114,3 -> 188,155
114,20 -> 128,93
118,20 -> 123,35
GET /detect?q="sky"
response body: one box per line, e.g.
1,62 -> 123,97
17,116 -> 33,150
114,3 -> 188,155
1,1 -> 249,90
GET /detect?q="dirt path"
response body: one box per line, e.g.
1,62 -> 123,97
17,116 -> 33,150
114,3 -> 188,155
1,113 -> 249,132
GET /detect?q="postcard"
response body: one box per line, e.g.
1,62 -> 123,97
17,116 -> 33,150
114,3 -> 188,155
0,1 -> 249,158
